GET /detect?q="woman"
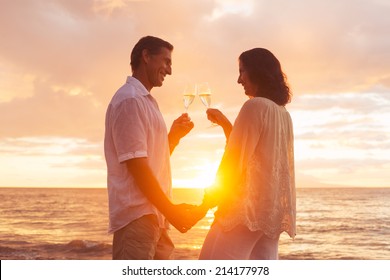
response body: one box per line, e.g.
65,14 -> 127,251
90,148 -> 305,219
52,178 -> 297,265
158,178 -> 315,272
198,48 -> 296,260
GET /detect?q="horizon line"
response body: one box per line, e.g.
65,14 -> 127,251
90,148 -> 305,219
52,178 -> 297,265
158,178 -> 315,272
0,185 -> 389,189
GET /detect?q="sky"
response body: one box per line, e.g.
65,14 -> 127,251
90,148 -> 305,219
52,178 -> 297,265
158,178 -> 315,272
0,0 -> 389,188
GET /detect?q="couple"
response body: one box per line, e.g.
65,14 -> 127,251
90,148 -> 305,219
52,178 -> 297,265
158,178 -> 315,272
104,36 -> 296,260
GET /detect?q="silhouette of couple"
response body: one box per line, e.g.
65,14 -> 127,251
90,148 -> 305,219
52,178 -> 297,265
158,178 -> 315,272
104,36 -> 295,260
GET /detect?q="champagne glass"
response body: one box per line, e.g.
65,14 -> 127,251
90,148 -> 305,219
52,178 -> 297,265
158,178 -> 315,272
197,82 -> 216,126
183,84 -> 196,112
197,83 -> 211,108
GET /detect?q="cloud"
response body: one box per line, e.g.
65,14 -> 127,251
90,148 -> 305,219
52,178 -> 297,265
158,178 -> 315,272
1,0 -> 390,187
0,137 -> 101,157
2,0 -> 390,102
296,157 -> 390,187
291,92 -> 390,145
0,78 -> 104,140
290,92 -> 390,186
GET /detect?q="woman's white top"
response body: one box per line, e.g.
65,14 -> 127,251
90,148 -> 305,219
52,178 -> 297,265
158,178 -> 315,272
213,97 -> 296,239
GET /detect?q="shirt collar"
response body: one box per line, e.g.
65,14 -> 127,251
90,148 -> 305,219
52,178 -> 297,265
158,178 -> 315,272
126,76 -> 150,96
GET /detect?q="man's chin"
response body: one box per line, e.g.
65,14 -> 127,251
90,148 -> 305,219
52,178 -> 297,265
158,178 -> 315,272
153,80 -> 163,87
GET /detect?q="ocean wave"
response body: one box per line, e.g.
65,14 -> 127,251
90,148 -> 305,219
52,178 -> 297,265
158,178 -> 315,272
1,187 -> 389,260
0,240 -> 112,260
64,240 -> 111,251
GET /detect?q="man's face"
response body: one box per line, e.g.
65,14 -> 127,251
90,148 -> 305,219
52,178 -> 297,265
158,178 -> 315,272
146,47 -> 172,88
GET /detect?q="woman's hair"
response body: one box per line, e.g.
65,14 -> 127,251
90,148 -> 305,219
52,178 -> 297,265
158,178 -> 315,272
239,48 -> 291,106
130,36 -> 174,72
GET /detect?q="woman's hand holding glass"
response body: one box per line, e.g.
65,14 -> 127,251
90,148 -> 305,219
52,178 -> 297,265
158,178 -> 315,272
206,108 -> 233,139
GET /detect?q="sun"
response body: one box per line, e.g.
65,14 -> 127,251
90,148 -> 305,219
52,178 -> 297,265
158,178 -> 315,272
173,160 -> 219,189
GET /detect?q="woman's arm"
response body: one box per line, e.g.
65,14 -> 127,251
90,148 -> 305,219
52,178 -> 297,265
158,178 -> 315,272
206,108 -> 233,139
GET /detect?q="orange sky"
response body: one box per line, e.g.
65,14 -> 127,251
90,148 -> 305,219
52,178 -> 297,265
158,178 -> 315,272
0,0 -> 389,188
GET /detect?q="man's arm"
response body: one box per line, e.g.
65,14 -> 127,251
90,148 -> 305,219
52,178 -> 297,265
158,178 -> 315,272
168,113 -> 194,154
126,157 -> 193,232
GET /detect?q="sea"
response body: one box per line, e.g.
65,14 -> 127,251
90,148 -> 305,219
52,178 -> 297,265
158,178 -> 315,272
0,187 -> 389,260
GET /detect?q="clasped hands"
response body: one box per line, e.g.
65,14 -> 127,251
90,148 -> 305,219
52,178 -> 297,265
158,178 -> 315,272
166,191 -> 217,233
166,203 -> 208,233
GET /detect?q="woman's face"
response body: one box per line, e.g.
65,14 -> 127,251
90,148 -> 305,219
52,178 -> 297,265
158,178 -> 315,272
237,59 -> 257,98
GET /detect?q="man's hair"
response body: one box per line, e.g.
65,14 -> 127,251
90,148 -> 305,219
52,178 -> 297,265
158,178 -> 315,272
130,36 -> 174,72
239,48 -> 291,106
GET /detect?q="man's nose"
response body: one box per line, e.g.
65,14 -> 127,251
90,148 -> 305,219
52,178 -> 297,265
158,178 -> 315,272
167,65 -> 172,75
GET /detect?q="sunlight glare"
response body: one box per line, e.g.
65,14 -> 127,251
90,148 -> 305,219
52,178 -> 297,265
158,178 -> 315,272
173,160 -> 219,189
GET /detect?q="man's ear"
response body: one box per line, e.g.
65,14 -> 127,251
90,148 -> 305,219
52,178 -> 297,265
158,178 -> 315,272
141,49 -> 150,64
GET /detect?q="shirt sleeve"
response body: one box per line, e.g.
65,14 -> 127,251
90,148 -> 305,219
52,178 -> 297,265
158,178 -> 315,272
111,98 -> 148,163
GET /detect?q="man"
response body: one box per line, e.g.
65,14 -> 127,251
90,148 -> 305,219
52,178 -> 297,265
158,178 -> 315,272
104,36 -> 195,260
